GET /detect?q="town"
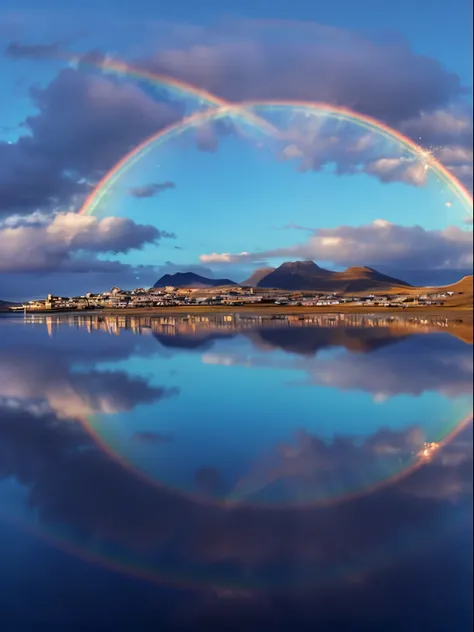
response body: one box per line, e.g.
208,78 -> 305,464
10,284 -> 453,313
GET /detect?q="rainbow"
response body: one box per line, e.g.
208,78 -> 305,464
78,105 -> 277,216
242,100 -> 474,213
77,98 -> 473,218
77,409 -> 473,511
22,50 -> 472,216
32,50 -> 230,108
78,107 -> 231,216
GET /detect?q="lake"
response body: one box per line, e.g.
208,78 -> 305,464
0,312 -> 472,631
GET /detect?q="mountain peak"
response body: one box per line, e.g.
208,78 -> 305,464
280,260 -> 321,269
257,260 -> 334,289
153,272 -> 236,288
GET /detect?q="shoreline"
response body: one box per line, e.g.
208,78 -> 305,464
14,305 -> 473,344
12,304 -> 472,319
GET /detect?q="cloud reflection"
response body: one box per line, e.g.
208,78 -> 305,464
0,345 -> 178,420
197,328 -> 473,399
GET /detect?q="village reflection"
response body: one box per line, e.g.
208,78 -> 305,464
22,310 -> 470,341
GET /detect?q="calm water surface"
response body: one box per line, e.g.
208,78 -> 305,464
0,313 -> 472,631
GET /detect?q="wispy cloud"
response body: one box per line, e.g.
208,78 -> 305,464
128,181 -> 176,198
274,223 -> 314,232
5,40 -> 67,60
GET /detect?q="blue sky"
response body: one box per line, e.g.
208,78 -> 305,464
0,0 -> 472,298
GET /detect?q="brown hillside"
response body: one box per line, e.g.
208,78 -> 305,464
242,267 -> 276,287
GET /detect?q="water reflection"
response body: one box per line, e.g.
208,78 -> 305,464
0,314 -> 472,630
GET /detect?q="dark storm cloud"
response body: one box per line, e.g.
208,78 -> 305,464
0,61 -> 184,215
142,22 -> 467,125
128,181 -> 176,198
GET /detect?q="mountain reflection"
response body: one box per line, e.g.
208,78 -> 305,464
0,313 -> 472,630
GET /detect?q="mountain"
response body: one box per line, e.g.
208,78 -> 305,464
153,262 -> 470,293
437,275 -> 473,293
153,272 -> 237,288
257,261 -> 333,290
249,327 -> 409,356
332,266 -> 411,292
426,275 -> 473,309
256,261 -> 411,292
242,267 -> 276,287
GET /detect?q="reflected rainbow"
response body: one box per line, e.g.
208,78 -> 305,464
77,410 -> 473,510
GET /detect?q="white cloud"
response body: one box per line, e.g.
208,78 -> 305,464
437,146 -> 473,166
0,350 -> 177,420
200,251 -> 250,264
365,157 -> 428,186
400,108 -> 473,142
0,212 -> 172,273
201,335 -> 473,399
271,110 -> 471,188
200,220 -> 473,270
